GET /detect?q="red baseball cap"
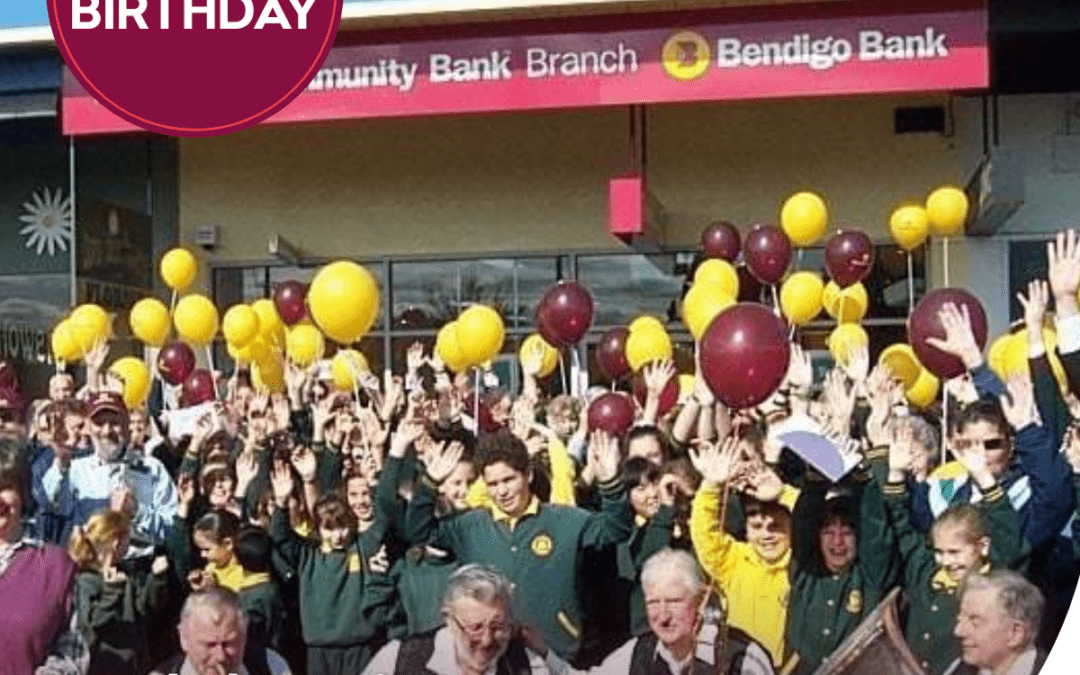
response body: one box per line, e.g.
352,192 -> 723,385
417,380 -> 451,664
88,391 -> 128,420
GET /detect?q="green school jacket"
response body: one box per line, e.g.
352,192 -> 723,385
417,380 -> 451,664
404,474 -> 633,661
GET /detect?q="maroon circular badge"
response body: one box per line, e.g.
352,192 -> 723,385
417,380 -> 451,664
50,0 -> 343,137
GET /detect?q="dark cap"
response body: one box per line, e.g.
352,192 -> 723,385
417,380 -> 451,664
88,391 -> 128,419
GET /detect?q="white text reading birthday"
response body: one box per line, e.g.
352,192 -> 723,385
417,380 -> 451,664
72,0 -> 318,30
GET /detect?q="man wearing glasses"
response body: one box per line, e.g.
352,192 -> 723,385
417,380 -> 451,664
362,564 -> 553,675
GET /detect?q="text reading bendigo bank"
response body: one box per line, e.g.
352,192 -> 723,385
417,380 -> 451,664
70,0 -> 318,31
307,26 -> 953,93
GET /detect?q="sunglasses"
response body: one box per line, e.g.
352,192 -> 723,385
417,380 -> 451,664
954,437 -> 1008,451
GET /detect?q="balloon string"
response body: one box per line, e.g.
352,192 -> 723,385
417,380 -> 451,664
770,285 -> 779,315
558,352 -> 568,397
170,290 -> 178,316
943,237 -> 950,287
474,368 -> 481,429
205,346 -> 219,400
907,252 -> 915,314
795,248 -> 804,271
941,387 -> 949,466
570,349 -> 581,398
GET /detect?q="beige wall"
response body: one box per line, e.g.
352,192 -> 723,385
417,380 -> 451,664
179,92 -> 973,277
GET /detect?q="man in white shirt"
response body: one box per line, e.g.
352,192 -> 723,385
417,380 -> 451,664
542,549 -> 774,675
149,588 -> 291,675
949,570 -> 1047,675
40,391 -> 177,552
363,564 -> 551,675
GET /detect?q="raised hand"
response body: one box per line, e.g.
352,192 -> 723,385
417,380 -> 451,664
925,302 -> 984,370
888,425 -> 916,483
1018,279 -> 1050,337
865,366 -> 893,447
689,435 -> 741,486
406,342 -> 426,374
390,417 -> 426,458
1063,424 -> 1080,475
270,459 -> 295,508
235,450 -> 258,497
823,368 -> 856,432
644,360 -> 676,396
742,462 -> 784,502
945,373 -> 980,407
423,440 -> 464,484
1048,229 -> 1080,318
290,445 -> 318,484
843,344 -> 871,389
952,434 -> 995,490
785,343 -> 813,393
519,339 -> 546,378
1000,375 -> 1037,431
588,430 -> 621,483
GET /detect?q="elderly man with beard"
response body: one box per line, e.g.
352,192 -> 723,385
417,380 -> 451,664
362,564 -> 552,675
41,391 -> 177,553
534,549 -> 774,675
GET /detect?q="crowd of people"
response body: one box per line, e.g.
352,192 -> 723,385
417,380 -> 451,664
6,231 -> 1080,675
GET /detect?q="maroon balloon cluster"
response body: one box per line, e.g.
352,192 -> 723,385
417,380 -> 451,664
699,303 -> 791,409
274,280 -> 308,326
909,288 -> 988,380
536,281 -> 594,347
157,341 -> 196,386
825,230 -> 875,287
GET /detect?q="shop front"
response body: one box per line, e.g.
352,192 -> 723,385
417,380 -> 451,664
57,0 -> 988,389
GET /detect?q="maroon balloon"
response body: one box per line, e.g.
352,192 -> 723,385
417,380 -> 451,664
181,369 -> 216,407
700,221 -> 741,262
736,265 -> 766,303
274,280 -> 308,326
632,372 -> 679,418
908,288 -> 989,380
157,341 -> 196,386
700,303 -> 791,409
536,281 -> 594,347
596,328 -> 631,381
0,360 -> 16,390
825,230 -> 875,287
743,224 -> 792,285
587,392 -> 636,438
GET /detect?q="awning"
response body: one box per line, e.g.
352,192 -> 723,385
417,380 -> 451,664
0,90 -> 56,121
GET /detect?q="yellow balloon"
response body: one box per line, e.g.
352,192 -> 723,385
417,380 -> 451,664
629,316 -> 666,335
828,324 -> 868,365
69,304 -> 110,353
160,248 -> 198,292
108,357 -> 150,409
229,336 -> 270,365
519,334 -> 558,379
252,358 -> 285,394
51,320 -> 81,363
625,325 -> 673,372
693,260 -> 739,299
926,186 -> 969,237
173,295 -> 219,346
436,322 -> 470,373
251,299 -> 286,349
678,374 -> 696,403
286,324 -> 325,368
878,343 -> 922,389
456,305 -> 505,366
889,205 -> 930,252
988,333 -> 1026,381
823,281 -> 868,324
331,349 -> 369,391
682,281 -> 736,341
129,298 -> 170,347
780,191 -> 829,247
222,305 -> 260,349
906,368 -> 940,408
308,260 -> 380,345
779,272 -> 824,326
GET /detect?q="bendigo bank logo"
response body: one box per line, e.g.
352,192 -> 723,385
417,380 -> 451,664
662,31 -> 711,80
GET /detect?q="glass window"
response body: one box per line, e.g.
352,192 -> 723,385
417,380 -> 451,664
577,253 -> 681,327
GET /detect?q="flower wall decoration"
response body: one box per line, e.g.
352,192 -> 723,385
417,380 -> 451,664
19,186 -> 73,257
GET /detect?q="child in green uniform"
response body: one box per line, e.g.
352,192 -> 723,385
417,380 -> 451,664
269,458 -> 395,675
70,509 -> 168,675
883,423 -> 1029,675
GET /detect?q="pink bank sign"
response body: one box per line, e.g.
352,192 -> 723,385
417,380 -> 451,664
63,8 -> 987,135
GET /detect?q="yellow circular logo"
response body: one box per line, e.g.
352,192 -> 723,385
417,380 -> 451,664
530,534 -> 553,557
662,31 -> 711,81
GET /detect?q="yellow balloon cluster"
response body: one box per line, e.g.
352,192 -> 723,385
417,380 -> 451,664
130,298 -> 170,347
252,357 -> 285,394
519,334 -> 558,378
108,357 -> 150,409
52,304 -> 111,362
331,349 -> 369,391
827,324 -> 868,366
456,305 -> 505,367
683,260 -> 738,340
878,343 -> 939,408
780,271 -> 824,326
887,185 -> 970,251
780,191 -> 829,247
222,305 -> 260,349
436,322 -> 470,373
251,299 -> 285,349
889,205 -> 930,252
822,281 -> 868,324
626,316 -> 673,371
51,320 -> 81,363
160,248 -> 197,292
174,295 -> 219,346
286,324 -> 325,368
988,329 -> 1068,390
308,261 -> 379,345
